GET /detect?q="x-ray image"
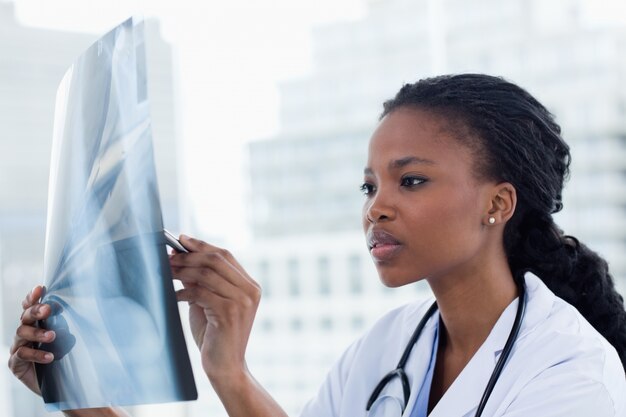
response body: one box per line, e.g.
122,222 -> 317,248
36,17 -> 197,411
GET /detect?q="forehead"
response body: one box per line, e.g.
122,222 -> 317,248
367,107 -> 476,171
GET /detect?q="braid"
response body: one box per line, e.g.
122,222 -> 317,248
505,209 -> 626,367
383,74 -> 626,368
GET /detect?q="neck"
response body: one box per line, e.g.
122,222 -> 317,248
426,256 -> 518,357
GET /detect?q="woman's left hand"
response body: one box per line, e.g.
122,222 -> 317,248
168,235 -> 261,383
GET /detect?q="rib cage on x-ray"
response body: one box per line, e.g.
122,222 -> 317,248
36,17 -> 197,411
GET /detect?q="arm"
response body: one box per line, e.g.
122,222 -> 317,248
210,371 -> 288,417
7,286 -> 129,417
63,408 -> 130,417
170,236 -> 288,417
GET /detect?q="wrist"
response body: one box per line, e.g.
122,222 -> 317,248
206,366 -> 289,417
207,365 -> 253,396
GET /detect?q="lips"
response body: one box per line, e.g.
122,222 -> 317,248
367,229 -> 403,262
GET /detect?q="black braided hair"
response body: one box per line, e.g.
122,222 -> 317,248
381,74 -> 626,369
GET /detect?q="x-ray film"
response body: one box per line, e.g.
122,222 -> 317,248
36,17 -> 197,411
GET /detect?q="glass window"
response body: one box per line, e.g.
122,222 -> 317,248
287,257 -> 300,296
258,260 -> 270,298
318,256 -> 331,295
351,315 -> 365,330
290,317 -> 303,332
261,319 -> 274,332
348,254 -> 362,294
320,316 -> 333,331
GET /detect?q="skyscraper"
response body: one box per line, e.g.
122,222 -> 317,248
248,0 -> 626,284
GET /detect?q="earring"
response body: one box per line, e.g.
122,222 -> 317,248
488,217 -> 496,225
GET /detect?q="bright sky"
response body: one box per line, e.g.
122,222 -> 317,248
11,0 -> 365,246
10,0 -> 626,246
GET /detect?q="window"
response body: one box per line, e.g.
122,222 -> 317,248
287,258 -> 300,296
258,260 -> 270,297
261,319 -> 274,332
318,256 -> 331,295
348,254 -> 362,294
351,315 -> 365,330
290,317 -> 303,332
320,316 -> 333,331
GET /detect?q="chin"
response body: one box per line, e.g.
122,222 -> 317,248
380,280 -> 404,289
377,270 -> 423,288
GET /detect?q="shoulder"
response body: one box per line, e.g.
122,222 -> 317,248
505,273 -> 625,414
299,298 -> 434,417
522,273 -> 622,378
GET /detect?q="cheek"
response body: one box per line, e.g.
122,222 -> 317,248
436,194 -> 485,255
362,198 -> 374,230
406,193 -> 467,231
362,203 -> 368,226
437,182 -> 485,223
405,191 -> 484,257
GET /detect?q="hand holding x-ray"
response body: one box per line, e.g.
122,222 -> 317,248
169,236 -> 261,378
8,15 -> 278,416
22,17 -> 197,411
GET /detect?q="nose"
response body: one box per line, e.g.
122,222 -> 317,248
364,190 -> 396,223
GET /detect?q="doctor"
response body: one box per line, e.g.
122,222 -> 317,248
9,74 -> 626,417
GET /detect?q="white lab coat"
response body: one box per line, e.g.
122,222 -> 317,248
299,273 -> 626,417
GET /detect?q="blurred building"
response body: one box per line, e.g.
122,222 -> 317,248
244,0 -> 626,415
249,0 -> 626,276
0,4 -> 182,416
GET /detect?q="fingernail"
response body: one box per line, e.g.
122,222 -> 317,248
44,331 -> 54,339
28,286 -> 37,302
44,353 -> 54,361
180,234 -> 188,240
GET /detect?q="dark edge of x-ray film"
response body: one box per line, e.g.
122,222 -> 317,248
35,17 -> 197,411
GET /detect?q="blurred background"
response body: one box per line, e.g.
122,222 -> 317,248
1,0 -> 625,416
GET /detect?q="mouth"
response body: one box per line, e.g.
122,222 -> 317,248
367,229 -> 403,262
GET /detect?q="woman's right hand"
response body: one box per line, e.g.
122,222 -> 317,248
7,285 -> 55,395
7,287 -> 144,417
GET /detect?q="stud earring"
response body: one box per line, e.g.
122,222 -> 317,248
488,217 -> 496,225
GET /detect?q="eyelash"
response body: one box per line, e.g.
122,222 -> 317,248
359,176 -> 428,196
359,183 -> 375,195
401,176 -> 428,187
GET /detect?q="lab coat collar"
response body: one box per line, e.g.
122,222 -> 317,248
424,272 -> 554,417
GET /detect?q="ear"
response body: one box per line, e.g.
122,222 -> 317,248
485,182 -> 517,226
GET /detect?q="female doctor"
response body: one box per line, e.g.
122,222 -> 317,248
9,74 -> 626,417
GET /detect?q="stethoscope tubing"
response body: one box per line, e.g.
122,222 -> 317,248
366,280 -> 527,417
366,302 -> 438,411
474,281 -> 526,416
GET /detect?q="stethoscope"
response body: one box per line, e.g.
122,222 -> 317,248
366,280 -> 527,417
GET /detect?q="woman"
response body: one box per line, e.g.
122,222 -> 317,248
9,74 -> 626,416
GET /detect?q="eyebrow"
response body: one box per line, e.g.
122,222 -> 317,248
364,156 -> 436,175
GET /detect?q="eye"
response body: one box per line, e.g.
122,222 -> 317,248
400,176 -> 428,187
359,182 -> 375,196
